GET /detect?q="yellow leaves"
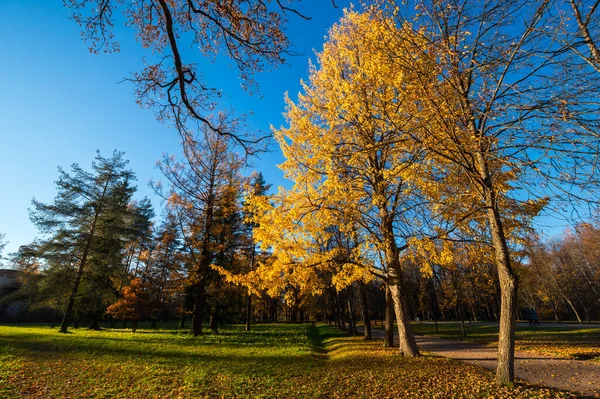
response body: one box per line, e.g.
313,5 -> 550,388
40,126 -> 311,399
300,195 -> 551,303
331,262 -> 372,291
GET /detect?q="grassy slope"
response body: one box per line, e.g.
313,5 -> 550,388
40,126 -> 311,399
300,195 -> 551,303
0,323 -> 581,398
411,322 -> 600,361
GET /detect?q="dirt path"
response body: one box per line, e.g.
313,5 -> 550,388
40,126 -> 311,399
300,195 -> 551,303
368,329 -> 600,398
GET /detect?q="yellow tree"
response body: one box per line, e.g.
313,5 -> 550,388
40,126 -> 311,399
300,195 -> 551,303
244,9 -> 451,356
373,0 -> 594,384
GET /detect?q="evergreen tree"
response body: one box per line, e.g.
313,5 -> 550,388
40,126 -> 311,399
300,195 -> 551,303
29,151 -> 148,333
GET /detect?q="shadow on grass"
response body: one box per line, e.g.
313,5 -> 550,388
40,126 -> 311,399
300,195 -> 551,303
0,323 -> 328,377
306,325 -> 347,355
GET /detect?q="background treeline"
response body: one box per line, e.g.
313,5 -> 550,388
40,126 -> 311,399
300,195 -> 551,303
1,150 -> 598,332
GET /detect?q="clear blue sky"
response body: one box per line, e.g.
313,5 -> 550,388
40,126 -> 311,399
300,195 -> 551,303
0,0 -> 352,255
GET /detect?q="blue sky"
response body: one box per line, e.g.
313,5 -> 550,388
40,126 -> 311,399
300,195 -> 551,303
0,0 -> 352,255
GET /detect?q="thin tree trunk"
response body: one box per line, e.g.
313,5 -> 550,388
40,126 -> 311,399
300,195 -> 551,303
245,294 -> 252,332
458,305 -> 467,337
59,176 -> 112,334
209,298 -> 219,333
59,215 -> 99,333
358,282 -> 372,340
246,241 -> 255,331
473,143 -> 518,385
543,251 -> 583,323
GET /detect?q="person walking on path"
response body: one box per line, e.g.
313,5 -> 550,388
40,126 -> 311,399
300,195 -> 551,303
529,308 -> 541,326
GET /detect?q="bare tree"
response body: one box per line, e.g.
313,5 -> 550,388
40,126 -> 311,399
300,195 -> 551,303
63,0 -> 334,152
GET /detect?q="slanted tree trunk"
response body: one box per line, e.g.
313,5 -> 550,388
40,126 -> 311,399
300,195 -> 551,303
380,201 -> 419,356
59,177 -> 111,334
483,186 -> 518,385
59,218 -> 98,333
388,277 -> 419,356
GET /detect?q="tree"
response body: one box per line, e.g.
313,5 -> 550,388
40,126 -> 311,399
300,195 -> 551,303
373,0 -> 600,383
30,151 -> 146,333
154,125 -> 245,335
62,0 -> 334,151
242,172 -> 271,331
107,278 -> 154,332
241,9 -> 455,356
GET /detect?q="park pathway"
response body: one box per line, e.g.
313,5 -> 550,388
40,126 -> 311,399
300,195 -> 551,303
367,328 -> 600,398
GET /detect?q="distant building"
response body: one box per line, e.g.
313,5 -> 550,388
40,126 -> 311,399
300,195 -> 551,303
0,269 -> 23,318
0,269 -> 18,288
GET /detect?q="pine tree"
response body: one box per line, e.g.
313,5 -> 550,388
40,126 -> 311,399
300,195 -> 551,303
30,151 -> 147,333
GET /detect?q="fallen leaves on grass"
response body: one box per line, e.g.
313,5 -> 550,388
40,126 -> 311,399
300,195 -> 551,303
0,325 -> 581,398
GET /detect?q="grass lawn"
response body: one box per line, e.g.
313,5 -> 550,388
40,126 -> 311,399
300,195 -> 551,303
0,323 -> 581,398
411,322 -> 600,362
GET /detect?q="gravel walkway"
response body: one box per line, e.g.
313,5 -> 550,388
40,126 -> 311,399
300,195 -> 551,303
367,329 -> 600,398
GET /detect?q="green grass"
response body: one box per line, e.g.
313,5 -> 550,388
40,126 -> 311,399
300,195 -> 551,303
0,323 -> 582,398
411,322 -> 600,361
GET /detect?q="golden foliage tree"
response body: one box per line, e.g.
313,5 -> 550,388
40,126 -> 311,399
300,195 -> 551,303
242,9 -> 456,356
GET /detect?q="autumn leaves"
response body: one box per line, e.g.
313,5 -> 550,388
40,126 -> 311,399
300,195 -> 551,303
235,3 -> 600,385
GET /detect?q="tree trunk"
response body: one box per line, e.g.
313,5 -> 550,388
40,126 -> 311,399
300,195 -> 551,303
358,282 -> 372,340
474,144 -> 518,385
132,320 -> 138,333
59,225 -> 96,333
192,283 -> 206,336
389,281 -> 419,357
563,294 -> 582,323
486,203 -> 518,385
59,184 -> 107,333
209,298 -> 219,333
458,305 -> 467,337
347,290 -> 358,335
384,283 -> 395,348
245,293 -> 252,332
88,317 -> 100,331
379,202 -> 418,356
